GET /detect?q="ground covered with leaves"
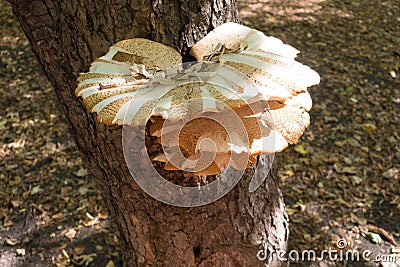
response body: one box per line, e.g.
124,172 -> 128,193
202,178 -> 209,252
1,0 -> 399,266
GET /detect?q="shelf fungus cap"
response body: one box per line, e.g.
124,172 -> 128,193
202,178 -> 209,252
190,22 -> 300,61
76,25 -> 320,176
111,38 -> 182,70
150,100 -> 290,175
112,61 -> 268,125
190,22 -> 320,103
75,38 -> 182,125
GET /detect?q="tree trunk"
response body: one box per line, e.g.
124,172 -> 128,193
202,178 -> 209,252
8,0 -> 288,266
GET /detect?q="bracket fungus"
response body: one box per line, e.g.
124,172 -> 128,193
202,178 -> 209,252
76,23 -> 320,176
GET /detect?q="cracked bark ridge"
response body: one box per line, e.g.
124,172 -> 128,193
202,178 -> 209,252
9,0 -> 288,266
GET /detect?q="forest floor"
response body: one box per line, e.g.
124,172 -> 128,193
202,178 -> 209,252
1,0 -> 399,266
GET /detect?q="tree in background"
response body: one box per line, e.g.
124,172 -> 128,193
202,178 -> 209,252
8,1 -> 288,266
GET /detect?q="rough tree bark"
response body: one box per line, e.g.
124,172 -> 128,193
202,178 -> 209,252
9,0 -> 289,266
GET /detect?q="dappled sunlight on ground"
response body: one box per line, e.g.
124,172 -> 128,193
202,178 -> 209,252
240,0 -> 400,266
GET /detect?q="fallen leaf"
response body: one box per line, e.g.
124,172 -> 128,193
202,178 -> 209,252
350,176 -> 363,185
294,144 -> 308,155
50,243 -> 68,253
347,138 -> 361,147
360,123 -> 377,134
285,170 -> 295,177
366,232 -> 382,244
16,248 -> 25,256
74,245 -> 86,255
286,208 -> 297,216
78,186 -> 89,195
81,212 -> 100,227
64,228 -> 77,240
105,260 -> 116,267
5,238 -> 19,246
340,167 -> 358,174
75,167 -> 88,177
11,200 -> 22,208
383,168 -> 398,179
72,253 -> 96,266
30,185 -> 43,195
